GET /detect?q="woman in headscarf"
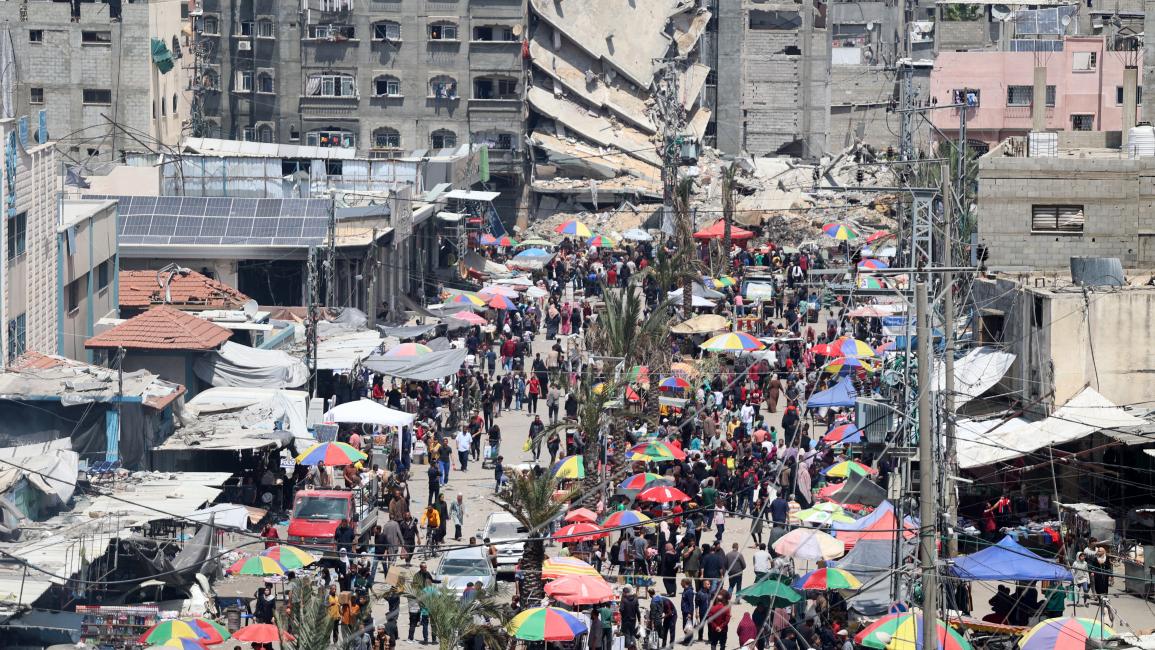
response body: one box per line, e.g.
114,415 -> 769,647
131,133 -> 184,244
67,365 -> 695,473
561,302 -> 573,336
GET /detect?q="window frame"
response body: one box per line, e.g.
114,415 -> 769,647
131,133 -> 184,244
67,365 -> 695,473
1115,85 -> 1143,106
374,76 -> 402,97
201,15 -> 220,35
306,129 -> 356,148
1072,51 -> 1098,72
67,276 -> 86,314
374,129 -> 402,149
1006,85 -> 1056,107
97,260 -> 110,292
28,30 -> 43,44
29,87 -> 44,105
429,23 -> 458,41
256,19 -> 274,38
309,72 -> 357,98
430,129 -> 457,149
235,70 -> 253,92
1031,204 -> 1085,234
7,313 -> 25,364
1071,113 -> 1095,131
373,21 -> 402,41
257,71 -> 275,94
82,89 -> 113,105
429,77 -> 459,99
7,211 -> 26,262
81,30 -> 112,45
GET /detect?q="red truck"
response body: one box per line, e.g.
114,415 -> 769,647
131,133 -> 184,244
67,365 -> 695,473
287,484 -> 378,555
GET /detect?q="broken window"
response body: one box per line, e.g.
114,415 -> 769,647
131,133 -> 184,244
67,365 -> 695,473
474,77 -> 518,99
782,45 -> 801,55
375,76 -> 401,96
473,25 -> 516,41
748,10 -> 801,30
82,31 -> 113,44
374,21 -> 401,41
1031,205 -> 1084,232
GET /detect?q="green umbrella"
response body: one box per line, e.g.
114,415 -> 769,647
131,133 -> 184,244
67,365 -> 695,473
738,577 -> 802,608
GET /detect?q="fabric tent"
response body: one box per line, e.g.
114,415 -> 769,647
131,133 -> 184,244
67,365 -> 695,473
693,219 -> 755,240
806,377 -> 858,408
666,290 -> 716,308
832,501 -> 916,550
951,535 -> 1072,582
932,347 -> 1015,408
670,314 -> 730,335
323,399 -> 415,428
194,342 -> 309,389
377,323 -> 438,339
822,474 -> 887,507
362,347 -> 469,381
831,535 -> 915,615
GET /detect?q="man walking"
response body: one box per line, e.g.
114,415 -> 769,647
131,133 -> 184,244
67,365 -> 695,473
725,542 -> 747,594
455,429 -> 472,472
450,494 -> 465,541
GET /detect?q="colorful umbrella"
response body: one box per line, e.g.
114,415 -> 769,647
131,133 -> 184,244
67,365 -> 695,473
822,460 -> 877,478
519,238 -> 556,248
624,386 -> 641,402
147,639 -> 208,650
1020,618 -> 1116,650
480,234 -> 517,247
544,574 -> 616,605
824,356 -> 879,375
771,528 -> 846,561
795,504 -> 857,526
478,233 -> 498,246
383,342 -> 433,358
542,557 -> 600,578
227,555 -> 287,576
485,294 -> 517,310
555,220 -> 593,238
618,473 -> 671,492
866,230 -> 894,244
836,337 -> 877,358
564,508 -> 598,523
551,455 -> 586,479
553,522 -> 608,542
700,331 -> 766,352
623,365 -> 650,384
823,423 -> 863,445
480,285 -> 520,298
628,441 -> 687,462
231,624 -> 296,644
856,611 -> 971,650
658,376 -> 692,391
587,234 -> 618,248
793,567 -> 862,591
186,619 -> 230,645
509,607 -> 589,642
447,292 -> 486,306
858,258 -> 890,270
601,509 -> 653,529
822,223 -> 859,240
636,485 -> 692,503
738,578 -> 803,608
670,361 -> 699,378
295,441 -> 368,466
259,544 -> 318,570
140,621 -> 214,645
449,310 -> 488,326
858,275 -> 886,290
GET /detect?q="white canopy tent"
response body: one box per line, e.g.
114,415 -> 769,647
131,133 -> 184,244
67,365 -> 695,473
322,398 -> 415,428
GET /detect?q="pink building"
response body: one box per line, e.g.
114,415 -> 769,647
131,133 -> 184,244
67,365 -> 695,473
929,37 -> 1143,150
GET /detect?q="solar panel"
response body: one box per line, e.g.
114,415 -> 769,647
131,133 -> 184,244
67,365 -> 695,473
99,196 -> 331,248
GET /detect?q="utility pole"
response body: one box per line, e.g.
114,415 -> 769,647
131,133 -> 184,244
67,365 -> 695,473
306,247 -> 320,398
325,200 -> 337,308
916,282 -> 939,650
652,58 -> 687,239
942,166 -> 959,558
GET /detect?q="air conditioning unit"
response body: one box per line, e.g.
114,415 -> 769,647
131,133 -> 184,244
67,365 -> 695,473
855,397 -> 894,444
237,41 -> 252,51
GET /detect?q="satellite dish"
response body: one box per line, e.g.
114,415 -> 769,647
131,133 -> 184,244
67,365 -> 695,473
866,21 -> 875,30
512,24 -> 524,37
991,5 -> 1011,20
1060,14 -> 1072,27
243,299 -> 258,318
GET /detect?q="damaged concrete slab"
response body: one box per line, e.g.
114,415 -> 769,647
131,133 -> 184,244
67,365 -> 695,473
673,9 -> 713,57
530,131 -> 662,184
682,63 -> 711,111
527,87 -> 662,167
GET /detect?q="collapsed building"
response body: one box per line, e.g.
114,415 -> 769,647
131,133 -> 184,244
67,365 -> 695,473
524,0 -> 715,221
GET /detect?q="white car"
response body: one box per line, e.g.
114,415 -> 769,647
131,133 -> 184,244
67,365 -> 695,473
479,512 -> 527,569
435,547 -> 496,596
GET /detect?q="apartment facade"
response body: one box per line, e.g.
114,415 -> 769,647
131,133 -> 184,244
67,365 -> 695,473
0,0 -> 187,161
190,0 -> 525,205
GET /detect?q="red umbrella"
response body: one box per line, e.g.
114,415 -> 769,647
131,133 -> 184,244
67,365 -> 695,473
544,574 -> 616,605
553,522 -> 609,542
865,230 -> 894,244
565,508 -> 598,523
231,624 -> 295,644
636,486 -> 692,503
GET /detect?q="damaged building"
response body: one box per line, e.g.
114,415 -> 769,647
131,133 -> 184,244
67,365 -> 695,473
525,0 -> 715,219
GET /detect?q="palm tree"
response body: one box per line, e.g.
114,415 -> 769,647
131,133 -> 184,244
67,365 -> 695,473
722,162 -> 737,271
672,178 -> 701,319
279,579 -> 361,650
587,279 -> 671,366
408,583 -> 511,650
492,470 -> 574,602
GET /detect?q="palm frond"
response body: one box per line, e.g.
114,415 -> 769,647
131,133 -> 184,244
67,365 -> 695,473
490,470 -> 572,533
407,584 -> 511,650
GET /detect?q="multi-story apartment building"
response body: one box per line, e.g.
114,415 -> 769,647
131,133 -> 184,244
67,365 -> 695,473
0,0 -> 187,162
189,0 -> 525,211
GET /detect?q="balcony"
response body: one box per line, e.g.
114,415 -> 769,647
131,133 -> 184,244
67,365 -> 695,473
299,95 -> 361,117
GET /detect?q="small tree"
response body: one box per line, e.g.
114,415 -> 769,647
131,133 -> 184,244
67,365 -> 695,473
492,470 -> 574,602
408,583 -> 511,650
278,579 -> 363,650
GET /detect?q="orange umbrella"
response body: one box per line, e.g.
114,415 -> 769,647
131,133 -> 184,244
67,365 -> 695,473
545,574 -> 617,605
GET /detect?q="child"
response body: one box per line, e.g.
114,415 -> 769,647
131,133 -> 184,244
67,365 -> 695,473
1072,552 -> 1091,604
494,455 -> 505,492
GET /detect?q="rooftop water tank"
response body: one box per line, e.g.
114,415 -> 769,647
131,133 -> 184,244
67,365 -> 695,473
1127,125 -> 1155,157
1070,257 -> 1124,287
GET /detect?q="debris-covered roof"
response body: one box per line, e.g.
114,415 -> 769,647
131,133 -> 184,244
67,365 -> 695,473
119,269 -> 250,310
85,306 -> 232,352
2,352 -> 185,410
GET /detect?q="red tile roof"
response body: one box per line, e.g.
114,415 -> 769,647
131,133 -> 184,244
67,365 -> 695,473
8,351 -> 83,371
119,269 -> 250,310
85,306 -> 233,351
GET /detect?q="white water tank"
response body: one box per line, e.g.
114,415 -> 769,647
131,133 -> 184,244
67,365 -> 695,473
1028,131 -> 1057,157
1127,125 -> 1155,157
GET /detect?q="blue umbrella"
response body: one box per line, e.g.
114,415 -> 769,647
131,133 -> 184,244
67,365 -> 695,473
515,248 -> 552,259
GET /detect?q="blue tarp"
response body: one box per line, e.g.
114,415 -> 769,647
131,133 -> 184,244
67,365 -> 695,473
806,377 -> 857,408
951,535 -> 1072,582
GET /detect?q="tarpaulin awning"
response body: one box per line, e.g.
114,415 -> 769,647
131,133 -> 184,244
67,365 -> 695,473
194,341 -> 309,389
362,347 -> 470,381
693,219 -> 754,240
151,38 -> 174,74
670,314 -> 730,334
956,388 -> 1149,469
932,347 -> 1015,408
377,323 -> 438,339
806,377 -> 858,408
821,473 -> 887,507
323,398 -> 416,428
186,503 -> 254,530
951,535 -> 1072,582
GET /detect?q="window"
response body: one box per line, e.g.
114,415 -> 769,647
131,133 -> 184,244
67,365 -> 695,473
257,71 -> 274,93
306,129 -> 355,148
289,125 -> 300,141
319,0 -> 352,9
160,97 -> 167,116
202,69 -> 220,90
67,276 -> 86,314
97,260 -> 110,291
172,93 -> 178,113
7,212 -> 25,261
7,314 -> 25,364
1006,85 -> 1056,107
374,21 -> 401,41
1071,114 -> 1094,130
951,88 -> 980,107
473,77 -> 518,100
326,160 -> 344,175
235,70 -> 253,92
473,25 -> 516,41
307,73 -> 356,97
374,128 -> 401,149
257,125 -> 274,143
429,77 -> 458,99
1116,86 -> 1143,105
430,129 -> 456,148
475,131 -> 514,150
374,76 -> 401,96
256,20 -> 274,38
1031,205 -> 1084,233
29,30 -> 43,44
429,23 -> 458,40
29,87 -> 43,105
82,89 -> 112,105
748,10 -> 802,29
1073,51 -> 1097,71
240,21 -> 254,37
242,127 -> 256,141
81,31 -> 112,45
309,24 -> 356,40
202,15 -> 219,35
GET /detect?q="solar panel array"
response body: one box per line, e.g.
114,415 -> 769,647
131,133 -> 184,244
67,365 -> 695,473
1014,6 -> 1076,36
90,196 -> 331,247
1008,39 -> 1064,52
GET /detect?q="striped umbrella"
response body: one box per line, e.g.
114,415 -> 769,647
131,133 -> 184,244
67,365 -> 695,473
553,522 -> 608,542
824,356 -> 879,375
628,441 -> 687,462
542,557 -> 600,578
587,233 -> 618,247
822,223 -> 859,240
795,504 -> 857,526
186,619 -> 230,644
700,331 -> 766,352
551,455 -> 586,479
555,220 -> 592,238
793,567 -> 863,591
509,607 -> 589,642
658,376 -> 692,391
449,310 -> 488,325
823,423 -> 863,445
771,528 -> 846,561
856,611 -> 972,650
485,294 -> 518,310
618,473 -> 671,492
564,508 -> 598,523
636,485 -> 692,503
227,555 -> 287,576
623,365 -> 650,385
1020,618 -> 1116,650
479,234 -> 517,247
866,230 -> 894,244
670,361 -> 699,378
601,509 -> 653,529
858,258 -> 889,270
836,336 -> 877,358
295,441 -> 368,466
448,292 -> 486,306
822,460 -> 877,478
259,544 -> 318,570
519,238 -> 555,248
139,621 -> 214,645
146,639 -> 209,650
384,343 -> 433,358
858,275 -> 886,289
480,285 -> 520,299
